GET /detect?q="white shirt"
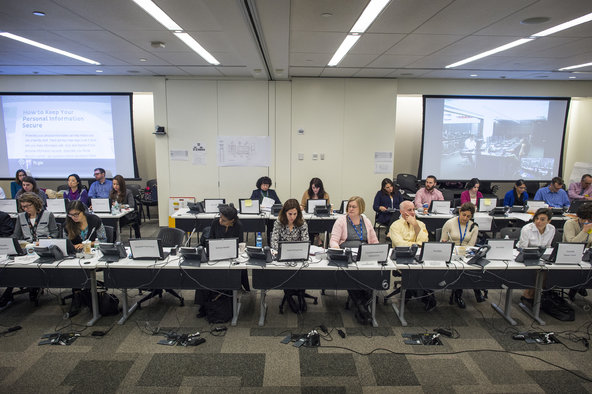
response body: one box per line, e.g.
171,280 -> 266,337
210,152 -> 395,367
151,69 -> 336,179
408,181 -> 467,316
517,222 -> 555,249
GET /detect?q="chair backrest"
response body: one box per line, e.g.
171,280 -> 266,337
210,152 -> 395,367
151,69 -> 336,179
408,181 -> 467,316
56,222 -> 64,238
157,227 -> 185,247
396,173 -> 418,193
103,225 -> 115,243
57,184 -> 69,191
552,228 -> 563,248
145,179 -> 158,202
499,227 -> 521,240
127,184 -> 141,197
435,228 -> 442,241
441,189 -> 455,201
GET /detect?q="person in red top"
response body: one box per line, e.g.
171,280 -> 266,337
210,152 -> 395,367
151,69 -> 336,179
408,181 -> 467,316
460,178 -> 483,206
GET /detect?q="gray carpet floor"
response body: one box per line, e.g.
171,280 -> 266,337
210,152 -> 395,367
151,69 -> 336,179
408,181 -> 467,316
1,218 -> 592,393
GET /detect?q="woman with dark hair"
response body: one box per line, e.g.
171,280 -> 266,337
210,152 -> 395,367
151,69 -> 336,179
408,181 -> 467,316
64,173 -> 89,206
250,176 -> 281,204
300,177 -> 330,211
440,202 -> 484,307
64,200 -> 107,251
15,176 -> 47,206
109,175 -> 140,238
10,169 -> 26,198
270,199 -> 308,250
460,178 -> 483,206
503,179 -> 529,206
373,178 -> 403,226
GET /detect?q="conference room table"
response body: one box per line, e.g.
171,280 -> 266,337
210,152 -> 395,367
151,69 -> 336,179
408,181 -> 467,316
0,254 -> 102,326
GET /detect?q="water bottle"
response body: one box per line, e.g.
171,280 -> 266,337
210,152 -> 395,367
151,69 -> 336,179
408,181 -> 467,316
504,205 -> 510,217
504,235 -> 510,240
423,203 -> 429,215
256,232 -> 263,248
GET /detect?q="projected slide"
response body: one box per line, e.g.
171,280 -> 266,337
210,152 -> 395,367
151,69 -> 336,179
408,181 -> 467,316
421,96 -> 569,181
0,94 -> 137,179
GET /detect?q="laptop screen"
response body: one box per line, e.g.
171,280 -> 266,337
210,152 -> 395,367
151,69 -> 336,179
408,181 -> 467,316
307,199 -> 327,214
420,242 -> 453,262
479,198 -> 497,212
430,200 -> 450,214
358,243 -> 389,262
486,239 -> 515,260
0,237 -> 23,256
0,199 -> 17,214
207,238 -> 238,261
278,241 -> 310,261
47,199 -> 66,213
204,199 -> 225,213
239,199 -> 260,214
129,238 -> 164,259
91,198 -> 111,213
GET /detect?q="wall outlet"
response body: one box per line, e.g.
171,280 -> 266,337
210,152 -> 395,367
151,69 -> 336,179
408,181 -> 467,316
298,153 -> 304,160
320,153 -> 325,160
312,153 -> 318,160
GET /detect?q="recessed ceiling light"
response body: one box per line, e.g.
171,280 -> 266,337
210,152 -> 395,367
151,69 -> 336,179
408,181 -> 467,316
558,61 -> 592,71
95,70 -> 103,73
521,17 -> 550,25
321,13 -> 333,18
140,58 -> 147,62
569,76 -> 576,79
470,74 -> 478,77
32,11 -> 46,16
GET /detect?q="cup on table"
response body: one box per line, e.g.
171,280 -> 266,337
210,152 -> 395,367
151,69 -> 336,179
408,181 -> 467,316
83,240 -> 92,255
25,244 -> 35,255
239,242 -> 247,254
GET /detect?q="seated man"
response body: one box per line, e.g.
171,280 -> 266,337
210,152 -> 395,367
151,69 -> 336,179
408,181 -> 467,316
88,167 -> 113,199
534,177 -> 570,208
388,200 -> 435,311
568,174 -> 592,203
414,175 -> 444,209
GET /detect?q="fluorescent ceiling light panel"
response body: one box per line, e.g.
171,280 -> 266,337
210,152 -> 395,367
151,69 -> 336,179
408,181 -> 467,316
174,32 -> 220,65
558,61 -> 592,71
132,0 -> 182,30
351,0 -> 391,33
446,38 -> 533,68
0,32 -> 100,65
328,34 -> 360,66
531,12 -> 592,37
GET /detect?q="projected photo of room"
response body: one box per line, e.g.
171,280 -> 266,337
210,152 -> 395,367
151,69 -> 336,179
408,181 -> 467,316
421,96 -> 569,181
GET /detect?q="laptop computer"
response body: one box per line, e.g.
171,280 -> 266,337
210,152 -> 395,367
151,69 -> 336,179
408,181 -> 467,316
429,200 -> 451,214
207,238 -> 238,261
0,199 -> 18,214
478,198 -> 497,212
129,238 -> 168,260
418,242 -> 453,266
34,238 -> 76,264
277,241 -> 310,263
357,243 -> 390,265
0,237 -> 26,256
542,243 -> 585,265
239,199 -> 260,214
91,198 -> 111,213
203,199 -> 226,214
486,239 -> 515,261
526,200 -> 547,214
46,199 -> 66,214
307,199 -> 327,214
568,200 -> 589,214
98,242 -> 127,262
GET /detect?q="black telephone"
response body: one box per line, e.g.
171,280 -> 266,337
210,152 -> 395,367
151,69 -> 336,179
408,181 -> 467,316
34,244 -> 65,263
390,244 -> 418,262
99,242 -> 127,261
467,244 -> 491,266
327,248 -> 353,266
582,248 -> 591,262
187,202 -> 204,213
179,245 -> 208,265
246,246 -> 273,265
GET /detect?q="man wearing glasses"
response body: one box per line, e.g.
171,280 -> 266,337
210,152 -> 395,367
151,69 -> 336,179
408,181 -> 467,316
88,168 -> 113,199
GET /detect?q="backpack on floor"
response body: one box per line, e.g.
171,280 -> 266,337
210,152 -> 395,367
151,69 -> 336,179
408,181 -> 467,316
541,290 -> 575,321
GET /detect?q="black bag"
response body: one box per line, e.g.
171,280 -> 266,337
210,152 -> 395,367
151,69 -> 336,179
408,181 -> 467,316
98,291 -> 120,316
541,290 -> 575,321
204,291 -> 233,324
348,290 -> 373,325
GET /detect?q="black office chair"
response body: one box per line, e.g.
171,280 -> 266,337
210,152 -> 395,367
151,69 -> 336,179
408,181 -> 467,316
435,227 -> 442,241
141,179 -> 158,220
56,184 -> 69,192
103,225 -> 115,243
552,228 -> 563,248
127,184 -> 145,223
396,173 -> 419,198
499,227 -> 521,240
136,227 -> 185,308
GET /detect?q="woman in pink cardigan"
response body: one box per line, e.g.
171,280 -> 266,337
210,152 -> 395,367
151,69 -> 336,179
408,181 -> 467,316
329,196 -> 378,248
460,178 -> 483,206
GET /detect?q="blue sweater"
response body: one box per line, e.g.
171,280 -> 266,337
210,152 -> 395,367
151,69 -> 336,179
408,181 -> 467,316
503,189 -> 529,206
373,190 -> 403,225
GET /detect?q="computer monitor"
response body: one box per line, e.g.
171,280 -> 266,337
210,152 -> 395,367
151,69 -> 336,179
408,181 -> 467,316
418,242 -> 453,263
239,199 -> 260,214
357,243 -> 389,264
277,241 -> 310,262
129,238 -> 167,260
486,239 -> 515,260
204,199 -> 225,213
0,238 -> 25,256
478,198 -> 497,212
0,199 -> 18,214
429,200 -> 451,214
91,198 -> 111,213
207,238 -> 238,261
307,199 -> 327,214
543,243 -> 585,265
46,199 -> 66,214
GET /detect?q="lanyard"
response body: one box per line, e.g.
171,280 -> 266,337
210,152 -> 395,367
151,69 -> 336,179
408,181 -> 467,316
458,218 -> 468,245
25,210 -> 43,241
348,216 -> 364,241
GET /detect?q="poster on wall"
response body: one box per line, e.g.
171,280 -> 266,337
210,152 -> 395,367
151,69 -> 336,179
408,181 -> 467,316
192,142 -> 206,166
374,151 -> 393,174
217,136 -> 271,167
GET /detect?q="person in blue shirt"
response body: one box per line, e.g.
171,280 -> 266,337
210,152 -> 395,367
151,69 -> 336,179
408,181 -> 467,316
10,169 -> 26,198
534,177 -> 570,208
88,168 -> 113,199
503,179 -> 529,206
250,176 -> 281,204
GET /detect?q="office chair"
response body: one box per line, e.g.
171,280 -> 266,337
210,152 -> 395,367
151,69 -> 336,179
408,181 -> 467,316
56,184 -> 69,192
141,179 -> 158,220
136,227 -> 185,308
499,227 -> 521,240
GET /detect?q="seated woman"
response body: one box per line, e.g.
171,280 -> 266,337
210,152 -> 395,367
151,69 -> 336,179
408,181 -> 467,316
15,176 -> 47,206
300,177 -> 330,212
440,202 -> 484,308
503,179 -> 529,207
460,178 -> 483,206
518,208 -> 555,305
563,202 -> 592,300
270,199 -> 312,313
109,175 -> 140,238
196,204 -> 246,320
64,200 -> 108,251
373,178 -> 403,228
330,196 -> 378,248
64,173 -> 89,206
250,176 -> 281,205
10,169 -> 26,198
0,193 -> 59,307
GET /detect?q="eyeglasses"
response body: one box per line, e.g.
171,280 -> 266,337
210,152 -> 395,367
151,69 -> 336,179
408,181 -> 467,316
20,203 -> 33,209
67,212 -> 82,218
93,172 -> 101,176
